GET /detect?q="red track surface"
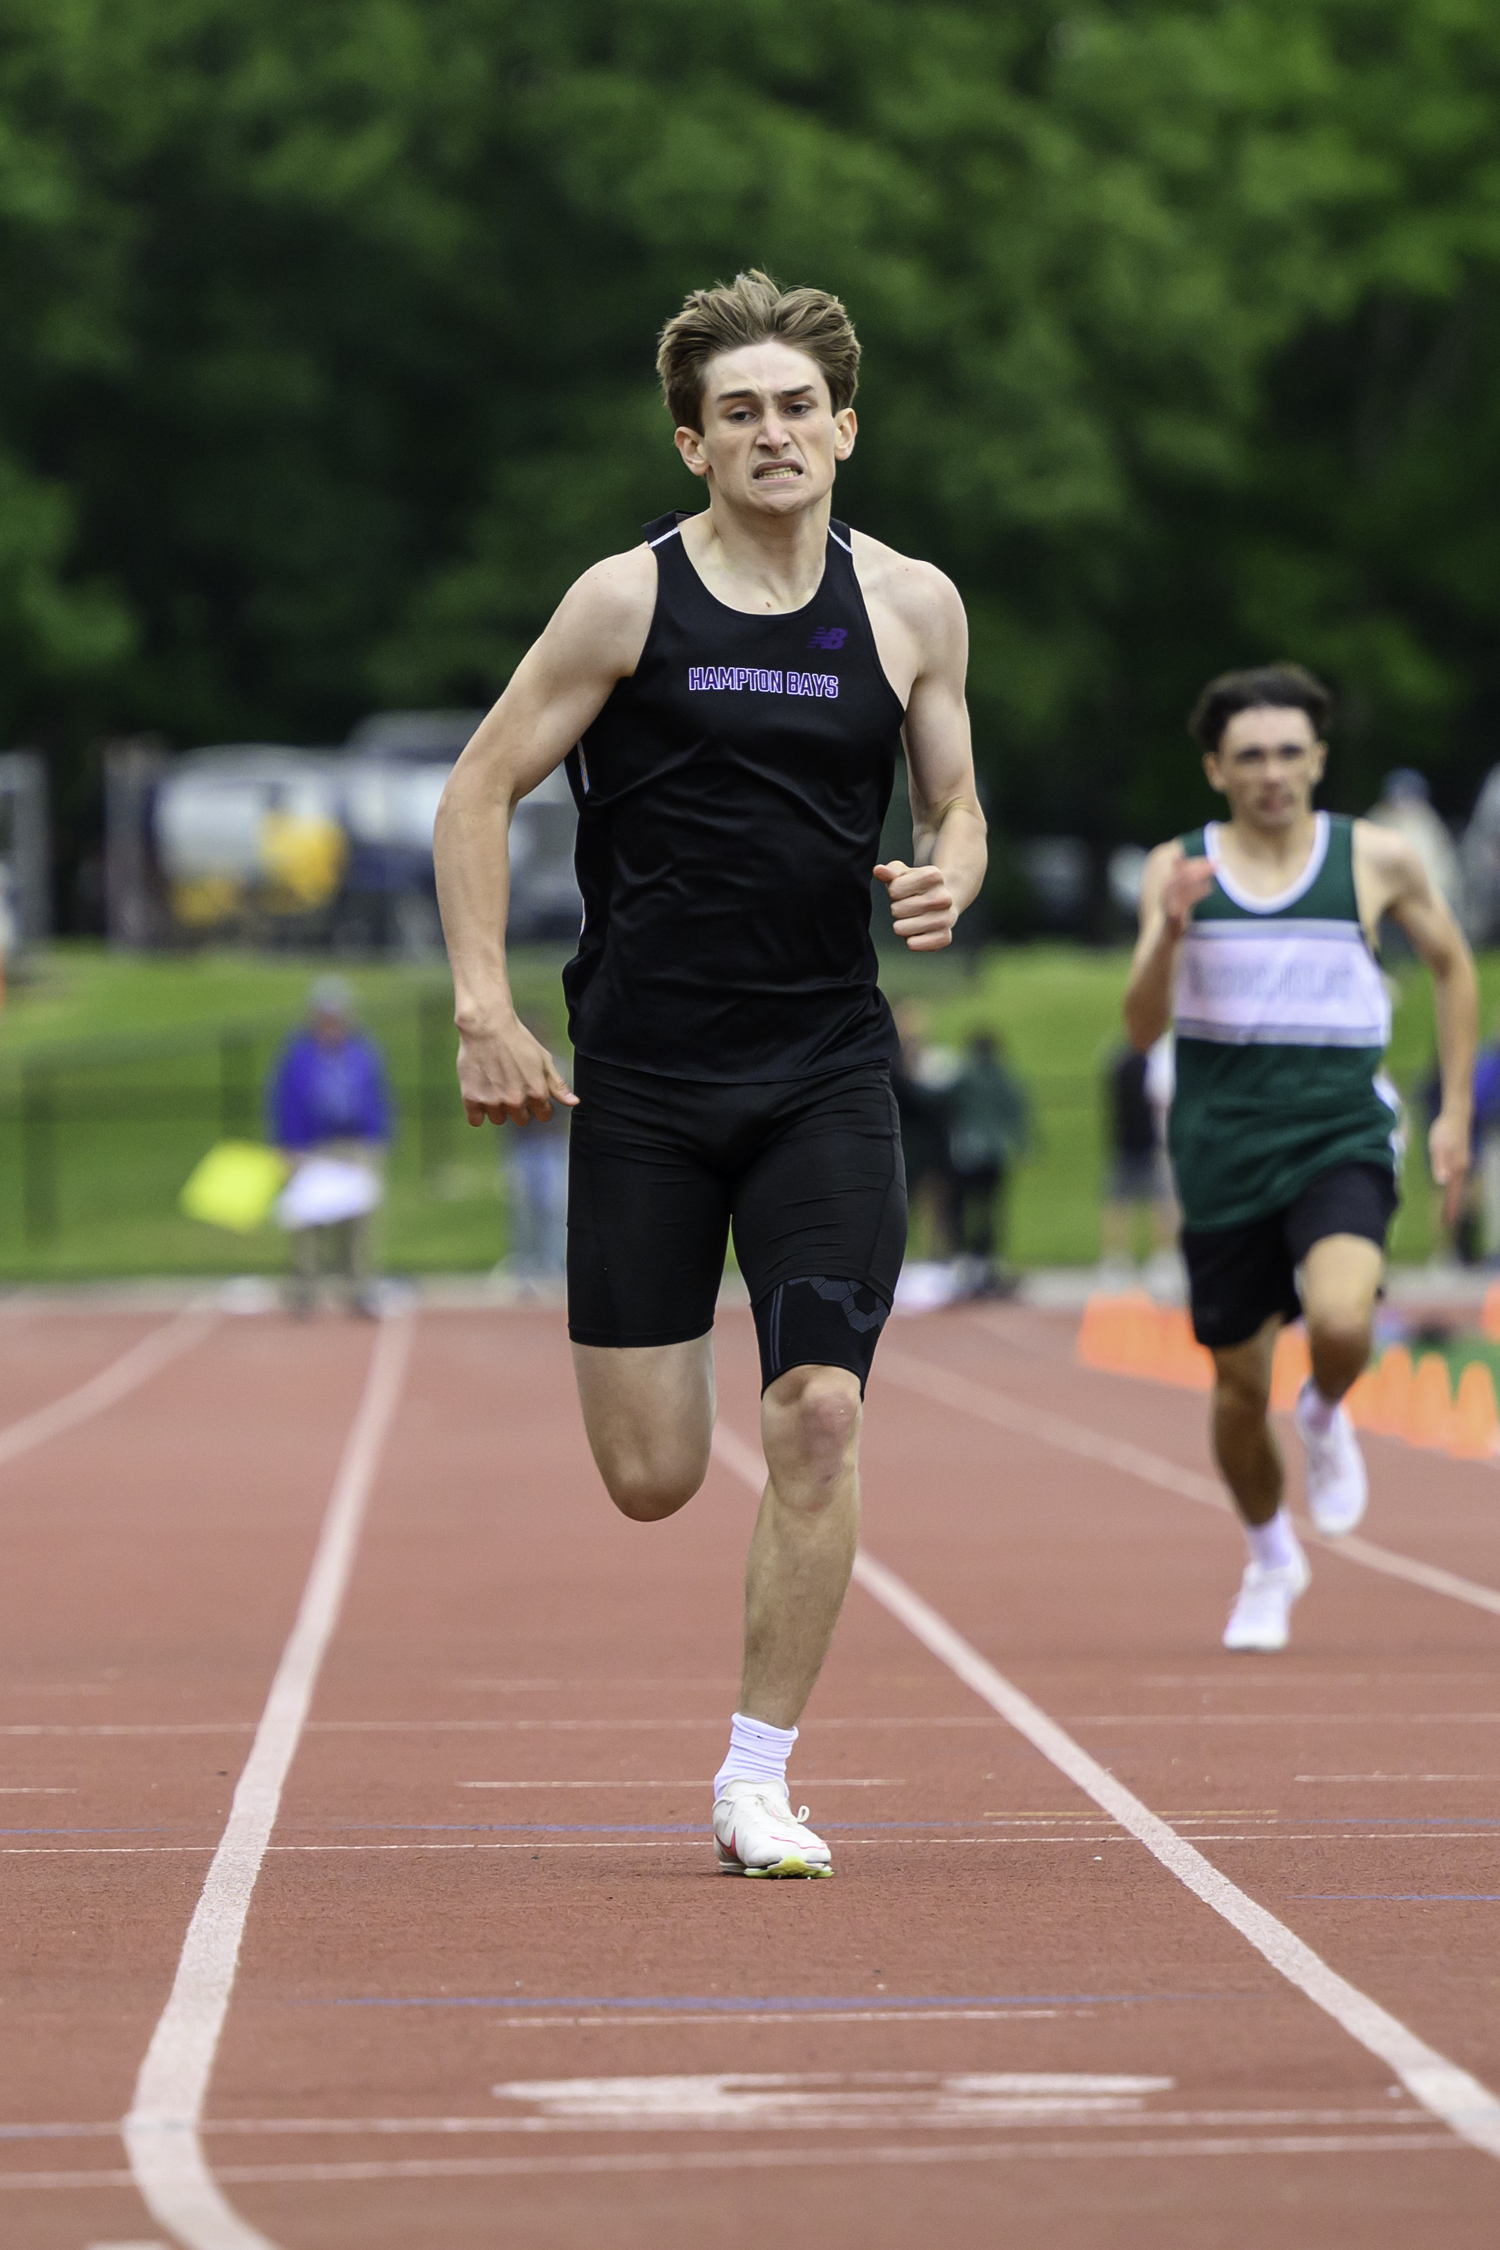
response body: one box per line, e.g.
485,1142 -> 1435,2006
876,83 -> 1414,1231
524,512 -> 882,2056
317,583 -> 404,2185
3,1300 -> 1499,2247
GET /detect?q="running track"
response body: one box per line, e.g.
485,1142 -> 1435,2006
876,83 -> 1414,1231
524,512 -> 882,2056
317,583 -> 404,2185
2,1297 -> 1499,2248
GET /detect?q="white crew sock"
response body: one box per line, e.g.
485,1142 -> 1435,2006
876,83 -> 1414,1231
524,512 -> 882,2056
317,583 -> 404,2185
714,1712 -> 798,1803
1297,1379 -> 1339,1436
1246,1509 -> 1300,1573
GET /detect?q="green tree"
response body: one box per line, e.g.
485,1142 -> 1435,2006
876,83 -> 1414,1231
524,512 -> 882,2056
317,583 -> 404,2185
3,0 -> 1500,915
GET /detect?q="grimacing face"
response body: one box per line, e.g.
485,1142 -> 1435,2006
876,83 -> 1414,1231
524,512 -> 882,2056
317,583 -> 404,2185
673,338 -> 856,515
1204,704 -> 1326,833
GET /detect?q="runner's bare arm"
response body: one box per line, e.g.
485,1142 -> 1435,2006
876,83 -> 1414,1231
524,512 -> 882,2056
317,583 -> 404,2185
1123,840 -> 1217,1050
1355,821 -> 1477,1214
871,563 -> 986,951
434,550 -> 656,1125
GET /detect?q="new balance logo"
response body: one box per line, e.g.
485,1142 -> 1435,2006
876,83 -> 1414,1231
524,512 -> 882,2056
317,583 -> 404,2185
808,625 -> 847,650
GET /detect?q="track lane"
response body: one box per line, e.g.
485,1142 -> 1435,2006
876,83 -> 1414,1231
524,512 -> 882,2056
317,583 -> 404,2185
0,1314 -> 388,2249
192,1310 -> 1496,2247
0,1305 -> 215,1467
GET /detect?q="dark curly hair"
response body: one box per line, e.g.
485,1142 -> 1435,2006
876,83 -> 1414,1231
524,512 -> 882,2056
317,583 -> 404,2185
1188,663 -> 1333,752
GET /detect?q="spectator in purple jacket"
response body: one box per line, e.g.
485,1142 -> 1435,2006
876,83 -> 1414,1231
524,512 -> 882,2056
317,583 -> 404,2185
267,977 -> 393,1315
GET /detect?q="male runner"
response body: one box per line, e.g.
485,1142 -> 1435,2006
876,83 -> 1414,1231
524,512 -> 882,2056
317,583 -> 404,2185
434,271 -> 986,1872
1125,663 -> 1476,1651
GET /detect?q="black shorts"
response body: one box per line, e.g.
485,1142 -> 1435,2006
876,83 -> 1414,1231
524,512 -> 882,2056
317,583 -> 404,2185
567,1056 -> 907,1392
1182,1160 -> 1397,1352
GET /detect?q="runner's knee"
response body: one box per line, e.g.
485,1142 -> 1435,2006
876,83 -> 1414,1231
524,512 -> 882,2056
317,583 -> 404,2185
762,1365 -> 862,1503
597,1445 -> 708,1523
1213,1355 -> 1271,1420
1306,1310 -> 1371,1372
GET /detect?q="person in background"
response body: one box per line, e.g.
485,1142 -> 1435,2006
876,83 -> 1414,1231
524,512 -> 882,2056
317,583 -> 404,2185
890,1000 -> 959,1259
1469,1015 -> 1500,1262
1366,769 -> 1464,935
1101,1033 -> 1178,1285
500,1015 -> 570,1290
267,976 -> 393,1316
945,1030 -> 1029,1294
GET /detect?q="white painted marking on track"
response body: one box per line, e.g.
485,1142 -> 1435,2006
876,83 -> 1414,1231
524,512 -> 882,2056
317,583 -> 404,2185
0,1306 -> 216,1475
1061,1710 -> 1500,1728
1298,1773 -> 1500,1783
496,2007 -> 1068,2025
880,1345 -> 1500,1625
123,1313 -> 415,2250
0,2135 -> 1458,2189
713,1418 -> 1500,2164
489,2069 -> 1170,2130
458,1777 -> 901,1788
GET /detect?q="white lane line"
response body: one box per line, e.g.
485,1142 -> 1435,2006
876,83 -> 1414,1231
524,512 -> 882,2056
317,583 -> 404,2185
712,1420 -> 1500,2164
497,2008 -> 1069,2025
123,1313 -> 415,2250
0,1725 -> 256,1737
0,1307 -> 217,1475
457,1778 -> 901,1789
452,1678 -> 741,1692
880,1346 -> 1500,1625
0,2134 -> 1458,2189
1330,1534 -> 1500,1621
196,2103 -> 1452,2131
1062,1714 -> 1500,1727
857,1549 -> 1500,2162
0,1716 -> 989,1737
1298,1775 -> 1500,1784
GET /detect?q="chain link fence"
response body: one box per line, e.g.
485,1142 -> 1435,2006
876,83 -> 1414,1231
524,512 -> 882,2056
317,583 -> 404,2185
0,986 -> 484,1279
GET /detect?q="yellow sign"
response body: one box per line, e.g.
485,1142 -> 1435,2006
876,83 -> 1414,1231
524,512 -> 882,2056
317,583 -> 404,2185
180,1140 -> 289,1234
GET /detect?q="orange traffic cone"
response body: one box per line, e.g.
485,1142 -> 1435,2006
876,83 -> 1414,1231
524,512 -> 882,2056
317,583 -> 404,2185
1407,1352 -> 1452,1448
1119,1297 -> 1163,1378
1448,1361 -> 1500,1459
1365,1344 -> 1412,1437
1482,1284 -> 1500,1343
1077,1295 -> 1115,1369
1161,1308 -> 1212,1390
1270,1326 -> 1311,1412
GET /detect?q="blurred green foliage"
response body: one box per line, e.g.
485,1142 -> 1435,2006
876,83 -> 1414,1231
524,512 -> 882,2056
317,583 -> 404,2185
4,0 -> 1500,909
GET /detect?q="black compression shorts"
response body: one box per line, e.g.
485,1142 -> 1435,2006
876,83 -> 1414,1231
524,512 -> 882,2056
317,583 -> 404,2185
566,1057 -> 907,1392
1181,1160 -> 1397,1352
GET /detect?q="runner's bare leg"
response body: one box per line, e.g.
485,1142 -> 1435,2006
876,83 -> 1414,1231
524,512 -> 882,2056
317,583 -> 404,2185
1210,1316 -> 1283,1527
1298,1234 -> 1383,1403
740,1363 -> 862,1729
574,1344 -> 861,1727
573,1337 -> 715,1522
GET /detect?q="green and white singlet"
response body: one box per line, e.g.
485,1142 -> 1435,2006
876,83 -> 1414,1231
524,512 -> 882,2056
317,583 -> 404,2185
1169,811 -> 1399,1231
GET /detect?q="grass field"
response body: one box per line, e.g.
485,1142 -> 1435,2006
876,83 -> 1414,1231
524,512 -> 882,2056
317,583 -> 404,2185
0,939 -> 1482,1280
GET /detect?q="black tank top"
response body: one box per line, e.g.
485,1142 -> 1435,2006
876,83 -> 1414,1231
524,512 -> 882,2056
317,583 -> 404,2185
562,511 -> 906,1081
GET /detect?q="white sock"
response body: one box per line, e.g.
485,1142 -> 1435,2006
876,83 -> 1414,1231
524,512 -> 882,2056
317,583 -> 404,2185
1246,1510 -> 1300,1572
714,1712 -> 797,1803
1298,1380 -> 1339,1436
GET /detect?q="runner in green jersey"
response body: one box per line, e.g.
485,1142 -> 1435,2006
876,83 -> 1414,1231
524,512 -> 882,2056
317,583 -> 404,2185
1125,663 -> 1477,1653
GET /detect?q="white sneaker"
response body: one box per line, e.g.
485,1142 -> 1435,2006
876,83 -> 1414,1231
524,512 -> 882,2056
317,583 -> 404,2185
1294,1381 -> 1368,1537
1222,1545 -> 1312,1653
712,1780 -> 833,1879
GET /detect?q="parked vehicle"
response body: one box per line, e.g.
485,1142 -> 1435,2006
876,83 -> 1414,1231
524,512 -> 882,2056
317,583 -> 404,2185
108,710 -> 581,951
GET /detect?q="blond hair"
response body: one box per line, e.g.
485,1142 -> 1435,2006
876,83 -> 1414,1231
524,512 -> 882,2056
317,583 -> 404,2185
656,269 -> 860,433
